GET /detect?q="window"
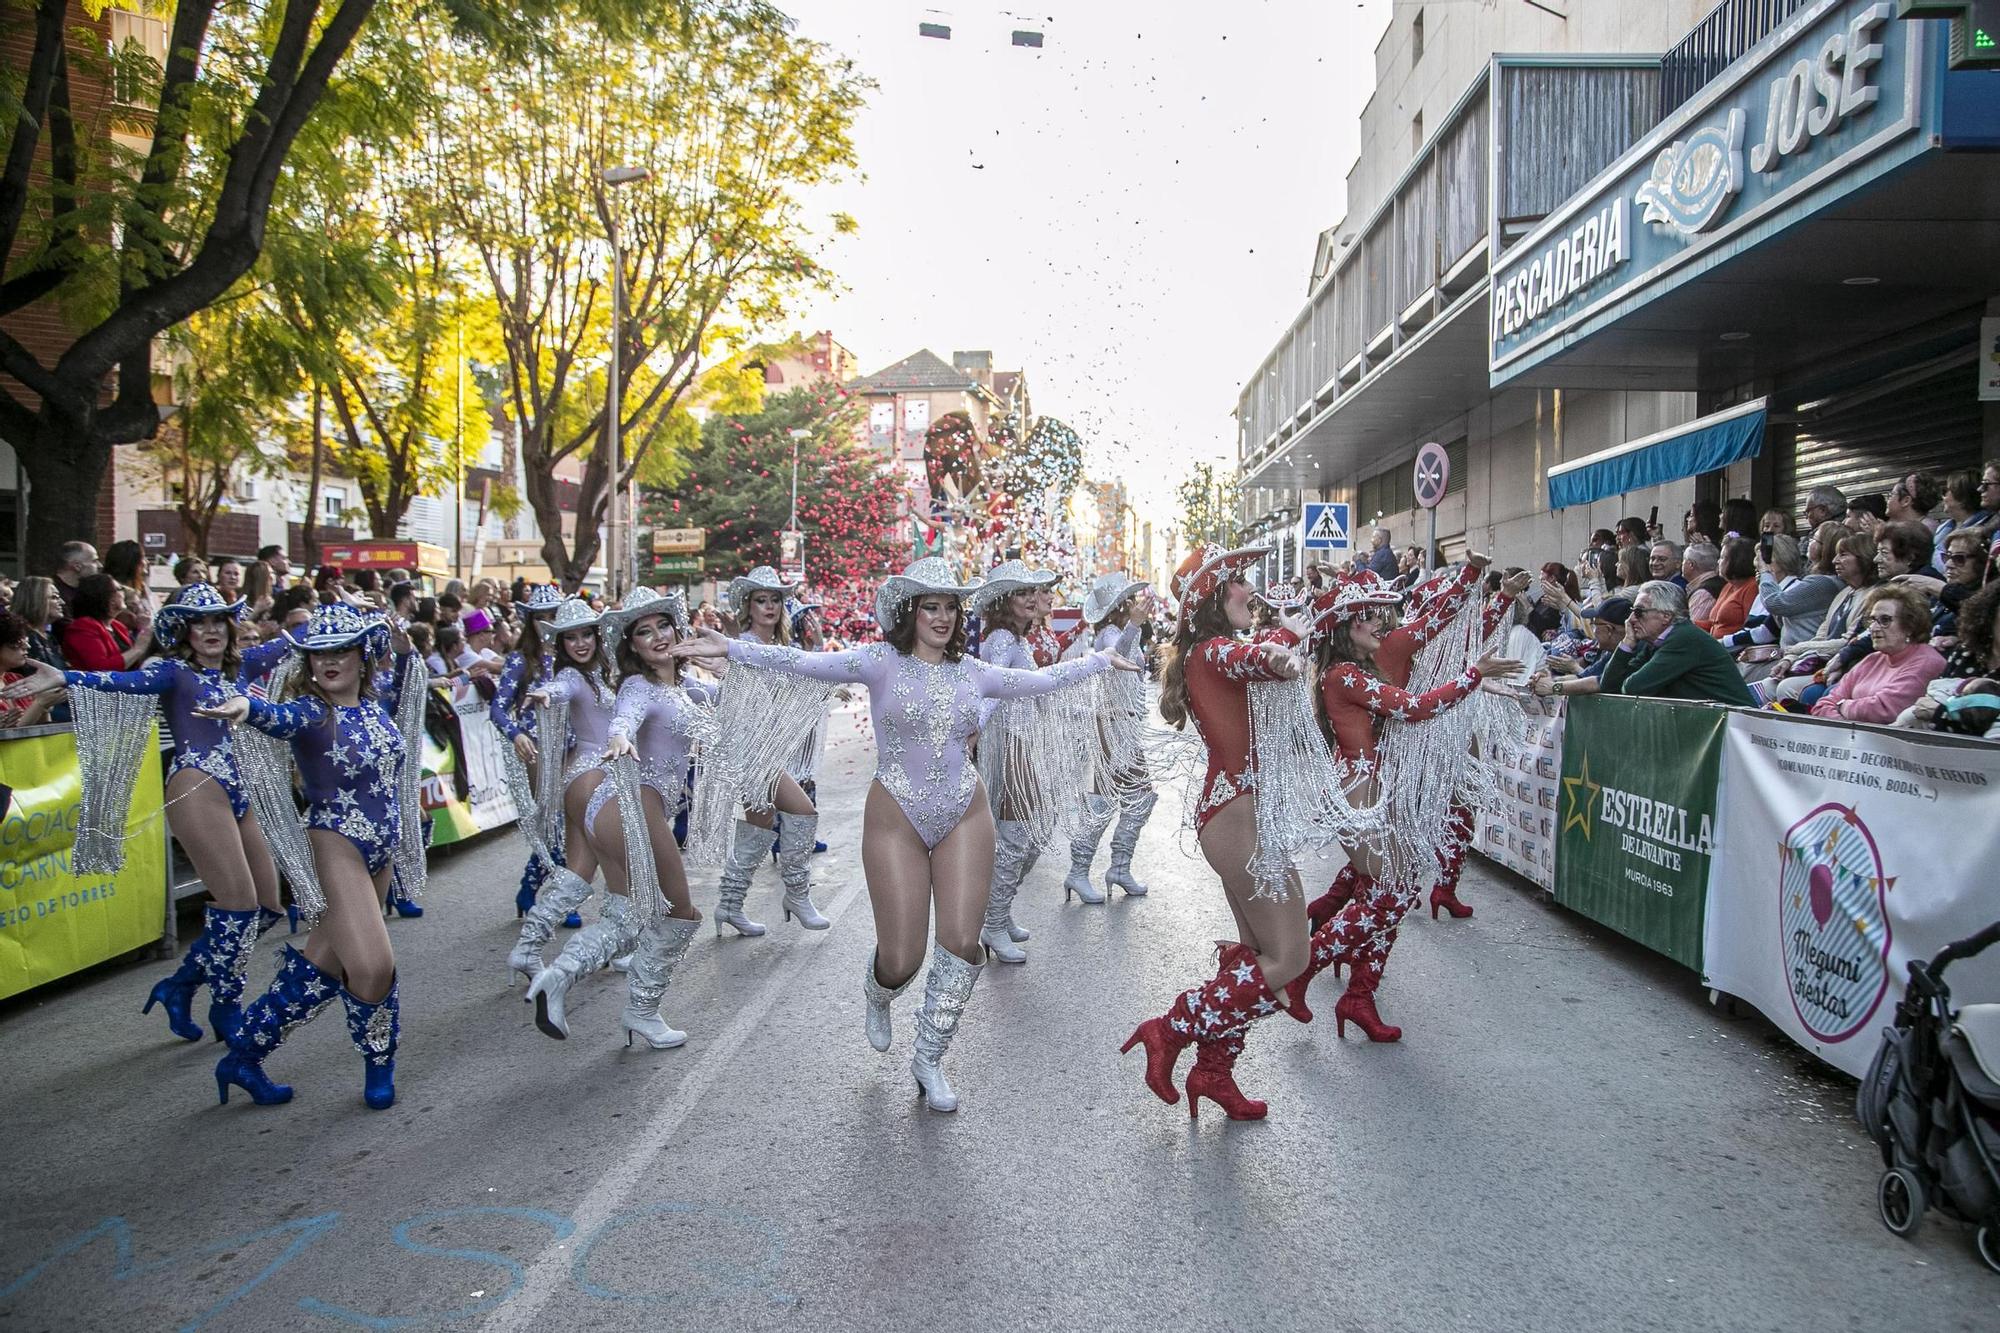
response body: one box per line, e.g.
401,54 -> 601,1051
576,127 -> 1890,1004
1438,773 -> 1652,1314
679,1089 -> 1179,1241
1411,8 -> 1424,62
232,477 -> 259,502
1413,111 -> 1425,156
323,490 -> 346,521
107,9 -> 168,108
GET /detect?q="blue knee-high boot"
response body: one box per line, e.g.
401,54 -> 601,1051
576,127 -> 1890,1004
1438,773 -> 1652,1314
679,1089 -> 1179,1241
215,943 -> 340,1106
144,923 -> 213,1043
194,907 -> 262,1043
340,976 -> 400,1111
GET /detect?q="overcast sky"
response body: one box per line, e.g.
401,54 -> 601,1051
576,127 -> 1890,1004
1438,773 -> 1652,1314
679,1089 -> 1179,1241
783,0 -> 1393,527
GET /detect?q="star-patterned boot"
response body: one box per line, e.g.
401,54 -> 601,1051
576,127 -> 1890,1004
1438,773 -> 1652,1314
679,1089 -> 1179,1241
1428,803 -> 1475,920
194,906 -> 262,1043
1186,1033 -> 1268,1121
1121,943 -> 1282,1107
1285,874 -> 1405,1024
341,976 -> 401,1110
214,943 -> 341,1106
1306,864 -> 1363,931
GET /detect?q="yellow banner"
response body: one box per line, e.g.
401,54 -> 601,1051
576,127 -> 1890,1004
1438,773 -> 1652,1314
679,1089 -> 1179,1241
0,726 -> 167,1000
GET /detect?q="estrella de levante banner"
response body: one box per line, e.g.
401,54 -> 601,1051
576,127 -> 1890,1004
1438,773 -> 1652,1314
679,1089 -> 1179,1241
0,726 -> 167,1000
1554,696 -> 1726,969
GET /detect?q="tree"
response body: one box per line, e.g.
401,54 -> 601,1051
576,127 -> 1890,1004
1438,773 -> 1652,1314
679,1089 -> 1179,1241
435,5 -> 866,585
650,383 -> 902,591
1177,461 -> 1242,548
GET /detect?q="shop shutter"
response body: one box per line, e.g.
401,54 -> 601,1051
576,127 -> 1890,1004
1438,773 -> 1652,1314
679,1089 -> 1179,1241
1778,352 -> 1983,522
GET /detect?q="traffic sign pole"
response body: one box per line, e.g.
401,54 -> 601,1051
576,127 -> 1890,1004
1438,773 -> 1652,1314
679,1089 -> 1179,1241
1413,441 -> 1451,570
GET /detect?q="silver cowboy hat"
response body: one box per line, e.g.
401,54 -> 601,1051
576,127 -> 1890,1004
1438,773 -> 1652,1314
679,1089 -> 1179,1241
519,584 -> 564,613
874,557 -> 982,633
727,566 -> 795,619
152,583 -> 245,645
600,585 -> 689,658
1081,572 -> 1149,626
546,597 -> 602,636
967,558 -> 1059,616
292,603 -> 392,661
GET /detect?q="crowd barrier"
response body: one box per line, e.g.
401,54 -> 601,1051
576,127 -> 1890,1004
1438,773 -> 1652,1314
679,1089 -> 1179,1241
1477,695 -> 2000,1077
0,687 -> 522,1002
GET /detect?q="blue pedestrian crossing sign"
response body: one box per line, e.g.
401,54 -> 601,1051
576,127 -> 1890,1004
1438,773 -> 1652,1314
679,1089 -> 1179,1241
1301,502 -> 1351,551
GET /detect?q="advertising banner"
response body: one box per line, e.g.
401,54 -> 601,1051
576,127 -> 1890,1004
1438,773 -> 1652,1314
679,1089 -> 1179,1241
0,728 -> 168,1000
1554,696 -> 1726,969
1476,693 -> 1563,892
1703,711 -> 2000,1077
419,693 -> 519,848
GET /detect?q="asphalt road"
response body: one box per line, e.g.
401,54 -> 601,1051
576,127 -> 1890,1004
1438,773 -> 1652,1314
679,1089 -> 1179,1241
3,705 -> 1995,1331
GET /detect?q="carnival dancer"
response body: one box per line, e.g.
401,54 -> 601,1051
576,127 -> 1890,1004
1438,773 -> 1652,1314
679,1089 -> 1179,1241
1060,572 -> 1159,904
671,557 -> 1134,1112
1120,544 -> 1340,1121
4,585 -> 293,1043
968,558 -> 1064,962
709,566 -> 828,937
1304,563 -> 1527,927
491,584 -> 571,923
1282,564 -> 1515,1042
195,604 -> 428,1109
526,587 -> 709,1048
504,597 -> 620,987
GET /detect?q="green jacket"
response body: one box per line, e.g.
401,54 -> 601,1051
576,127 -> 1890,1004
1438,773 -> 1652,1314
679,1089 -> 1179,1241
1600,622 -> 1757,707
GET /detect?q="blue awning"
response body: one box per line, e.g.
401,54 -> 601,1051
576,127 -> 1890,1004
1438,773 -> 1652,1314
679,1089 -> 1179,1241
1547,399 -> 1767,511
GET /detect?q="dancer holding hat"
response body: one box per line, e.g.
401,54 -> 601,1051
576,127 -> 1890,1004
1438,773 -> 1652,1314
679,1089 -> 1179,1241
672,557 -> 1137,1112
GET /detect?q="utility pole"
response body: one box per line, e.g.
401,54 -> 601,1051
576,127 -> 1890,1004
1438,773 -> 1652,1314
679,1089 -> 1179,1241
595,165 -> 650,598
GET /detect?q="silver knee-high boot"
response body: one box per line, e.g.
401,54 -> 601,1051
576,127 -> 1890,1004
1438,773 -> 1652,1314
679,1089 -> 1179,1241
1105,787 -> 1159,897
777,813 -> 830,929
911,949 -> 982,1112
621,914 -> 702,1050
1063,795 -> 1112,904
980,820 -> 1033,963
509,867 -> 597,985
527,893 -> 638,1039
862,948 -> 915,1053
714,819 -> 771,937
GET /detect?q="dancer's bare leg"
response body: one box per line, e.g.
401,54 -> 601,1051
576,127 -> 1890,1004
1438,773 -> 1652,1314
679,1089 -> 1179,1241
639,787 -> 700,922
859,782 -> 935,988
745,774 -> 816,830
165,772 -> 258,912
238,810 -> 281,915
565,771 -> 620,894
299,832 -> 397,1003
928,788 -> 996,966
1197,798 -> 1307,994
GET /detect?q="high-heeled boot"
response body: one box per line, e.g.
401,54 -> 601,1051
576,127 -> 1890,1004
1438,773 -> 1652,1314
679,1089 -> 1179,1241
911,949 -> 981,1112
340,977 -> 400,1110
509,866 -> 595,986
1063,796 -> 1112,904
1104,787 -> 1158,897
862,948 -> 914,1053
1121,942 -> 1280,1107
1332,892 -> 1412,1043
214,943 -> 341,1106
386,870 -> 423,918
1306,864 -> 1361,931
145,909 -> 234,1042
621,915 -> 701,1049
980,820 -> 1034,963
528,893 -> 638,1039
777,813 -> 829,930
194,907 -> 262,1042
714,819 -> 770,938
1429,804 -> 1475,919
256,904 -> 299,937
800,779 -> 828,853
1284,874 -> 1404,1023
1186,1034 -> 1268,1121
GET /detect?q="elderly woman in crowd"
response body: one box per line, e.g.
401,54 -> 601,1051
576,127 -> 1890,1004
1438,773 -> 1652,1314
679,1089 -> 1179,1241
1757,530 -> 1883,705
1697,537 -> 1757,638
12,576 -> 67,671
1934,526 -> 1992,637
1878,520 -> 1945,586
1808,585 -> 1944,723
1762,523 -> 1845,650
1598,581 -> 1757,706
1681,542 -> 1724,625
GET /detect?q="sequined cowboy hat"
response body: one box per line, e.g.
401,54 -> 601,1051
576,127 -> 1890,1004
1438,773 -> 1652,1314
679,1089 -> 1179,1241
546,597 -> 602,636
519,584 -> 563,614
1312,574 -> 1405,631
727,566 -> 796,619
151,583 -> 245,645
1081,572 -> 1149,626
599,585 -> 688,657
1171,543 -> 1270,630
293,602 -> 393,660
1253,579 -> 1309,613
875,557 -> 982,633
786,596 -> 822,632
967,558 -> 1059,616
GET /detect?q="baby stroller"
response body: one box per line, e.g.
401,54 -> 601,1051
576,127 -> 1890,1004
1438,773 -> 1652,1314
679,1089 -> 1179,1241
1855,919 -> 2000,1273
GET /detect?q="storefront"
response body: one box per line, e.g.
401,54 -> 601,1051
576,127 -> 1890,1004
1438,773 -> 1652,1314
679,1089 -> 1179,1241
1492,1 -> 2000,517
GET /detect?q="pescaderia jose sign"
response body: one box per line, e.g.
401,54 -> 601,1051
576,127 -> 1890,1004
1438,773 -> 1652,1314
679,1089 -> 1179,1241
1490,0 -> 1927,379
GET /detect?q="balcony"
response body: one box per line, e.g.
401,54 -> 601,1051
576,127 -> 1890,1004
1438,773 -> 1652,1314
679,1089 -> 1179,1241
1659,0 -> 1813,117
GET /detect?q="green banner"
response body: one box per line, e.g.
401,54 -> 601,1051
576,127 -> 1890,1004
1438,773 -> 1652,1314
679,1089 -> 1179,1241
1555,696 -> 1726,969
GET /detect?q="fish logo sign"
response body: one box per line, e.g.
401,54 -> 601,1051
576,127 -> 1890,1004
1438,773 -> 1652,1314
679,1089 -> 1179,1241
1635,108 -> 1745,241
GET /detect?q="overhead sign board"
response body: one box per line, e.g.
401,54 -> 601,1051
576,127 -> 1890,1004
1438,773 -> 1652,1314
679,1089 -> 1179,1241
1490,0 -> 1928,383
651,527 -> 705,555
1301,502 -> 1352,551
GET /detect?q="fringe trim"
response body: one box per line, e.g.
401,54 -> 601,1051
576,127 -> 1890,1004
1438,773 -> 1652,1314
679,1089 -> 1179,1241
977,677 -> 1111,851
66,684 -> 159,875
608,755 -> 662,930
390,654 -> 430,900
1244,676 -> 1381,900
683,663 -> 838,867
235,654 -> 326,926
499,693 -> 573,869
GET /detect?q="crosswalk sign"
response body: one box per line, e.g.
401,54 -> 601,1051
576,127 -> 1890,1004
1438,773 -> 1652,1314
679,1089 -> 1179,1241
1301,502 -> 1351,551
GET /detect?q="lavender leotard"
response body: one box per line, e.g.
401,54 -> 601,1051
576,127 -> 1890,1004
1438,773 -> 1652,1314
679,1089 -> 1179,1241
726,639 -> 1113,849
539,666 -> 620,832
740,630 -> 821,783
609,674 -> 715,809
67,639 -> 294,819
241,653 -> 420,875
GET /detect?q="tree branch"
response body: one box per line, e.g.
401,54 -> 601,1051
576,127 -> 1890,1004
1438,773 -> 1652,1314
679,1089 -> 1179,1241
0,0 -> 69,274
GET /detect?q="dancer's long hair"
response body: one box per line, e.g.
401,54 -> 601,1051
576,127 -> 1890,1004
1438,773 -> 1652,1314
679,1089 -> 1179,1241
557,627 -> 614,694
886,596 -> 966,661
617,615 -> 686,685
744,590 -> 792,646
983,589 -> 1037,638
1157,587 -> 1236,730
1311,619 -> 1374,751
509,611 -> 554,714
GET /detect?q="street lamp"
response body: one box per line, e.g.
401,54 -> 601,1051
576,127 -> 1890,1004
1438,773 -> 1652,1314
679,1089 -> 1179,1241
595,164 -> 651,598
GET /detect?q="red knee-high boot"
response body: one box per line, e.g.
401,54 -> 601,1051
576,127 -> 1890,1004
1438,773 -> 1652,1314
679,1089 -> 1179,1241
1122,942 -> 1280,1111
1186,1032 -> 1268,1121
1283,873 -> 1401,1023
1306,864 -> 1362,931
1429,804 -> 1475,920
1334,883 -> 1416,1042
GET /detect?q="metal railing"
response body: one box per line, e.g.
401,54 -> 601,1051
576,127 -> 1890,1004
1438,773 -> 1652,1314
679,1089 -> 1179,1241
1659,0 -> 1813,116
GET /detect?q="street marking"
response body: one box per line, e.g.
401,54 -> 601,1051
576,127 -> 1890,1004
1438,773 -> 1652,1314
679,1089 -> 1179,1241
476,875 -> 866,1332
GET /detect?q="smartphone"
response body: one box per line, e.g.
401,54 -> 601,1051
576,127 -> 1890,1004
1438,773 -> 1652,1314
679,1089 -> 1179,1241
1648,505 -> 1659,532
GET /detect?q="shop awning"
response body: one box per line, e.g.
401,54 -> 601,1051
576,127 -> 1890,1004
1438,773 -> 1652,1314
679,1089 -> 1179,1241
1547,399 -> 1767,511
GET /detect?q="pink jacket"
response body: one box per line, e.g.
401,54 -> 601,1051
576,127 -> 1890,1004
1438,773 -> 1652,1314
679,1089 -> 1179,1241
1810,643 -> 1946,723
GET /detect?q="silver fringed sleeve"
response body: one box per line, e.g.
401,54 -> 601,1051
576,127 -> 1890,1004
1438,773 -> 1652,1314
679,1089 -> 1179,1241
1244,675 -> 1383,901
983,677 -> 1110,852
234,656 -> 326,925
65,684 -> 161,875
608,754 -> 662,930
390,653 -> 430,901
683,664 -> 839,867
534,692 -> 570,855
498,728 -> 556,869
